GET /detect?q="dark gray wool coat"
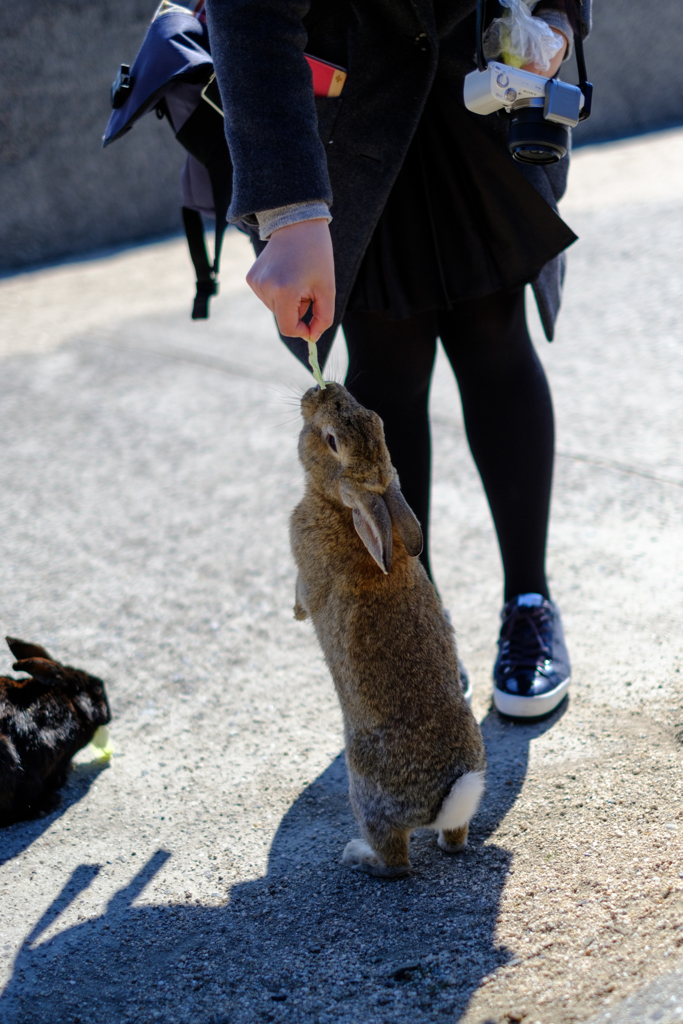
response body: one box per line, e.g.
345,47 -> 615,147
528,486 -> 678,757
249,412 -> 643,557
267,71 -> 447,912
205,0 -> 592,368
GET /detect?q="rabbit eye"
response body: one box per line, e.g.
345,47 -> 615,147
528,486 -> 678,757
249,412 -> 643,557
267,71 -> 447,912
325,432 -> 338,453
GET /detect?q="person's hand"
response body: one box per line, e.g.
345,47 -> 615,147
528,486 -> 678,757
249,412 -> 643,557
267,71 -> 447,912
522,26 -> 568,78
246,218 -> 335,342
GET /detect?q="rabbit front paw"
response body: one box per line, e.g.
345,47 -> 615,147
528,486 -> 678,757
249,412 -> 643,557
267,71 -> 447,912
294,575 -> 310,620
342,839 -> 411,879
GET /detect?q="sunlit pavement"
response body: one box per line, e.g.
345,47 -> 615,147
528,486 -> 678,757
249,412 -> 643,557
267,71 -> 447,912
0,128 -> 682,1024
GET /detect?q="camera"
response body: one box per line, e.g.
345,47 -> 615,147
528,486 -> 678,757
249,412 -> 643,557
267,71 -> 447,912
465,0 -> 593,166
464,62 -> 586,164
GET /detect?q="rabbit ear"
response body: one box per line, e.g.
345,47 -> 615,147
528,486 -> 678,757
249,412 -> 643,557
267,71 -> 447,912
383,480 -> 423,557
12,658 -> 64,685
346,491 -> 393,575
6,637 -> 52,662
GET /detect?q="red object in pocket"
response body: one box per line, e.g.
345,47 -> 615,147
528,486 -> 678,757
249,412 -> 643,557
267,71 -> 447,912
305,54 -> 347,97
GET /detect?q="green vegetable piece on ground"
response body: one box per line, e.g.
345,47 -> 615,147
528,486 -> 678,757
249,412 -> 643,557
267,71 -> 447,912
308,341 -> 326,389
89,725 -> 114,760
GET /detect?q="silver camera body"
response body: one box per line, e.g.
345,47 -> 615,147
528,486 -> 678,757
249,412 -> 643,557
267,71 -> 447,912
464,62 -> 584,163
464,62 -> 583,124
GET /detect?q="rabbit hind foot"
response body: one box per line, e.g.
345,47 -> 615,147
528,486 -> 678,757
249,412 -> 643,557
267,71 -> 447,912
438,824 -> 469,853
342,839 -> 411,879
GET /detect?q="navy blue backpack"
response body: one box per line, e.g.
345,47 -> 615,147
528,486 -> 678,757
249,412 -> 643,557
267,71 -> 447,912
104,1 -> 231,319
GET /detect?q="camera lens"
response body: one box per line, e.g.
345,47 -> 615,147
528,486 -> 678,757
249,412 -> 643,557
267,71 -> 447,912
508,108 -> 569,165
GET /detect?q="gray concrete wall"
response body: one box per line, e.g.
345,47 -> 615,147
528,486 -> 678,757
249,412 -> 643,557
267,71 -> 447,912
572,0 -> 683,144
0,0 -> 184,271
1,0 -> 681,272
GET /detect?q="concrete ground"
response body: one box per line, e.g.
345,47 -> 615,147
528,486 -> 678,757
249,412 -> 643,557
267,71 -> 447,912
0,127 -> 682,1024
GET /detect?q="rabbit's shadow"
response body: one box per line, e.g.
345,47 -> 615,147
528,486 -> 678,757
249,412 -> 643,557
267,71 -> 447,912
474,700 -> 568,839
0,757 -> 110,866
0,703 -> 565,1024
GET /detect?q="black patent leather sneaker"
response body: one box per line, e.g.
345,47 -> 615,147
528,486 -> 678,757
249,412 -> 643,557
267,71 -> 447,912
493,594 -> 570,718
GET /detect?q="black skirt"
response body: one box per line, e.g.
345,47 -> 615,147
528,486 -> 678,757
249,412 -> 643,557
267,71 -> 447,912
347,89 -> 577,319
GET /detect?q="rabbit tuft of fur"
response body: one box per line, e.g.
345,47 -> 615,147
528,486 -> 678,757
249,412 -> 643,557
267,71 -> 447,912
0,638 -> 111,825
290,384 -> 486,878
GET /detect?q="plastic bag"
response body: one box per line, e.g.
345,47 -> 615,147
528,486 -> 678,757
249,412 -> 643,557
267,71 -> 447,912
483,0 -> 565,71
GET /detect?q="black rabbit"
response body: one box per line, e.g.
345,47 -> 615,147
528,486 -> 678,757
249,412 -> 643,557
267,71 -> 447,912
0,637 -> 111,825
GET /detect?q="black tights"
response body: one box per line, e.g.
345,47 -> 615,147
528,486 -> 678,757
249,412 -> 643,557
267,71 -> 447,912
342,290 -> 554,602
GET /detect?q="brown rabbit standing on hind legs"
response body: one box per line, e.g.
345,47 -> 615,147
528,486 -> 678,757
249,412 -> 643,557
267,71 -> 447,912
290,383 -> 486,879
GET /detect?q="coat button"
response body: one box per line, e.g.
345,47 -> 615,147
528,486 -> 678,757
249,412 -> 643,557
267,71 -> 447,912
414,32 -> 428,51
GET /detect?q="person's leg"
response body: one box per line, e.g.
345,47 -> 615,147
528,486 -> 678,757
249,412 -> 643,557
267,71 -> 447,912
438,289 -> 554,602
342,309 -> 438,579
439,289 -> 569,717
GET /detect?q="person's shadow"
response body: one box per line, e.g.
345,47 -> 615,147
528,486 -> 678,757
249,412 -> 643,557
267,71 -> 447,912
0,705 -> 566,1024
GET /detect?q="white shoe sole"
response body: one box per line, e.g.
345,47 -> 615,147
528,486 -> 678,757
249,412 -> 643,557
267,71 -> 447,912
493,675 -> 570,718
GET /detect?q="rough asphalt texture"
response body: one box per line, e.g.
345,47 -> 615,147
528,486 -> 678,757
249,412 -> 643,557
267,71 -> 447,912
0,129 -> 682,1024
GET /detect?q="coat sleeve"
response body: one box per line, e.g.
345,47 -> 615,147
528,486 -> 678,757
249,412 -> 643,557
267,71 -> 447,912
205,0 -> 333,223
533,0 -> 592,39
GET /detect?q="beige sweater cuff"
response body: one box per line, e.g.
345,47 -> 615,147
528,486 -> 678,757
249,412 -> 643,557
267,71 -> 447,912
256,202 -> 332,241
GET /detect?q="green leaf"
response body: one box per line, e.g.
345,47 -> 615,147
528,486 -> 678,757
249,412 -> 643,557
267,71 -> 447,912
308,341 -> 326,389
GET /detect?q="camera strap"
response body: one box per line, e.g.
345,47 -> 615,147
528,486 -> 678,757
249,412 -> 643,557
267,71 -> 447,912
572,20 -> 593,121
475,0 -> 488,72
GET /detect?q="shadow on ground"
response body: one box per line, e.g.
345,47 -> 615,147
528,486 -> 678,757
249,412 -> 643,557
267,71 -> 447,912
0,706 -> 566,1024
0,760 -> 109,867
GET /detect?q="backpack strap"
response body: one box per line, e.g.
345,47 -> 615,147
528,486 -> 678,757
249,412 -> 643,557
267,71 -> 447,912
207,150 -> 230,247
180,147 -> 230,320
181,206 -> 217,320
177,94 -> 233,319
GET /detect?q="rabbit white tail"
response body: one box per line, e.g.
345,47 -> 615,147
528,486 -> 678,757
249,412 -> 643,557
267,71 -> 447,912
429,771 -> 486,832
